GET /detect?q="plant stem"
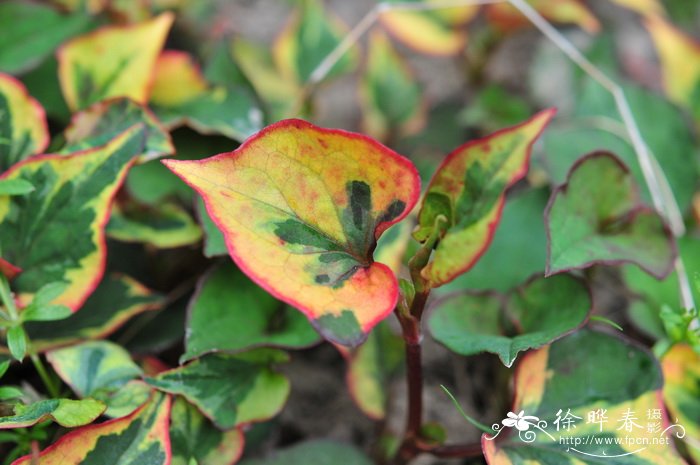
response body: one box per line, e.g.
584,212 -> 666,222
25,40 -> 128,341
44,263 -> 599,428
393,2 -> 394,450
0,275 -> 18,321
30,354 -> 59,399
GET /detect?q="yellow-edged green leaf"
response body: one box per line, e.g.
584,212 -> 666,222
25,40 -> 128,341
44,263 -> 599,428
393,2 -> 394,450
486,0 -> 600,34
646,15 -> 700,122
429,275 -> 591,367
24,273 -> 161,353
150,51 -> 263,141
62,98 -> 174,162
106,201 -> 203,249
12,392 -> 171,465
163,119 -> 420,346
662,343 -> 700,463
47,340 -> 143,399
273,0 -> 358,84
414,110 -> 554,287
183,263 -> 320,362
0,398 -> 104,429
0,1 -> 93,75
0,126 -> 146,310
379,0 -> 478,55
482,330 -> 687,464
57,12 -> 174,110
146,350 -> 290,429
360,30 -> 426,141
545,152 -> 676,279
0,73 -> 49,172
171,397 -> 245,465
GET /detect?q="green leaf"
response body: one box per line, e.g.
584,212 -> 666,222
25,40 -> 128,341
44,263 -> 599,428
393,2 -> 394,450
32,281 -> 69,306
0,73 -> 49,173
146,350 -> 290,429
24,273 -> 161,353
99,380 -> 152,418
150,51 -> 262,142
0,179 -> 34,196
662,344 -> 700,463
482,330 -> 687,464
164,119 -> 420,346
170,397 -> 244,465
12,393 -> 170,464
239,440 -> 374,465
0,360 -> 9,378
106,201 -> 203,249
0,398 -> 104,429
545,152 -> 676,279
22,304 -> 72,322
6,326 -> 26,361
429,274 -> 590,366
0,386 -> 22,400
57,13 -> 173,110
196,197 -> 227,257
61,98 -> 175,162
47,341 -> 143,399
343,321 -> 404,419
360,30 -> 425,141
183,263 -> 320,362
273,0 -> 358,84
0,2 -> 93,74
414,110 -> 554,287
439,188 -> 548,293
0,126 -> 147,310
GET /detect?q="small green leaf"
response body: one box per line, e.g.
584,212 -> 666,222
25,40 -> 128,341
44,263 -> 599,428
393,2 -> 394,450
0,179 -> 34,196
47,341 -> 142,399
22,304 -> 72,322
196,198 -> 227,257
7,325 -> 26,361
146,350 -> 290,429
0,398 -> 105,429
170,397 -> 244,465
545,152 -> 676,279
32,282 -> 69,307
183,264 -> 320,362
0,386 -> 22,400
238,440 -> 374,465
429,274 -> 590,366
0,360 -> 9,378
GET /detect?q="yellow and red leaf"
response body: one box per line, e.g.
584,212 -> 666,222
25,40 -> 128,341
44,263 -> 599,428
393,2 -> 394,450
163,119 -> 420,346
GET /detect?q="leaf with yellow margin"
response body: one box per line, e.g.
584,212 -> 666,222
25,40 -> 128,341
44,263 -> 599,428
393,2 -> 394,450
646,15 -> 700,122
163,119 -> 420,346
414,110 -> 554,287
12,392 -> 171,465
57,12 -> 173,111
0,126 -> 146,310
662,344 -> 700,463
482,330 -> 688,464
0,73 -> 49,172
379,0 -> 478,55
486,0 -> 600,35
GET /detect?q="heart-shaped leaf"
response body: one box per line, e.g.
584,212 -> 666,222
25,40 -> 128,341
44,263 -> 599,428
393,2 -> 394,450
12,393 -> 171,465
662,344 -> 700,463
545,152 -> 676,279
482,330 -> 687,464
429,274 -> 590,366
0,398 -> 105,429
0,73 -> 49,172
183,263 -> 320,362
360,30 -> 426,141
150,51 -> 262,141
414,109 -> 554,287
24,273 -> 161,353
163,119 -> 420,346
0,126 -> 146,310
146,350 -> 290,429
47,341 -> 143,399
170,397 -> 244,465
57,13 -> 173,110
62,98 -> 174,162
379,0 -> 478,55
